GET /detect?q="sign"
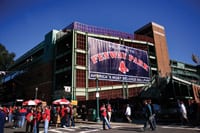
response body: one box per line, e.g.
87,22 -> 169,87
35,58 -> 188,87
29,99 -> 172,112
71,100 -> 78,105
64,86 -> 71,92
88,37 -> 150,83
96,92 -> 99,98
16,99 -> 24,102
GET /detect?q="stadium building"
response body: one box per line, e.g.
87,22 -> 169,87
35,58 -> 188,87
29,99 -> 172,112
1,21 -> 171,104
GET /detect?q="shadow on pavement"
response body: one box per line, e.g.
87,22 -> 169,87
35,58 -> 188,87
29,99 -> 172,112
117,127 -> 143,132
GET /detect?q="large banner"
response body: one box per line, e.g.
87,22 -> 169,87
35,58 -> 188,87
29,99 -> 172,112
88,37 -> 150,83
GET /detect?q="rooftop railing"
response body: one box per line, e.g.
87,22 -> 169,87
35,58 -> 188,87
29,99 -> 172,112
63,21 -> 135,39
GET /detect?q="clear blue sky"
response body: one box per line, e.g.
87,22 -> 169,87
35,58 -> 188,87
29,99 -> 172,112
0,0 -> 200,65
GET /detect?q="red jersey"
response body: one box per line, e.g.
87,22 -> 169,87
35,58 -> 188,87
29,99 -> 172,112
36,111 -> 42,121
100,106 -> 107,117
60,108 -> 66,117
9,107 -> 13,114
20,108 -> 27,113
26,112 -> 33,122
42,108 -> 51,121
3,107 -> 8,114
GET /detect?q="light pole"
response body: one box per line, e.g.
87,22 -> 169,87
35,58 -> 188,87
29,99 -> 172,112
96,74 -> 100,122
35,87 -> 38,99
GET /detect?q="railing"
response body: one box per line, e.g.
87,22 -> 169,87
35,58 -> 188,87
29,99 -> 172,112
64,21 -> 134,39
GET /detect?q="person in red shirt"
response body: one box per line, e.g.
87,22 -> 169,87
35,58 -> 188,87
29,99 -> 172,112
26,109 -> 34,133
42,106 -> 51,133
2,106 -> 8,123
19,107 -> 27,128
100,103 -> 112,130
33,107 -> 42,133
8,106 -> 14,123
3,106 -> 8,116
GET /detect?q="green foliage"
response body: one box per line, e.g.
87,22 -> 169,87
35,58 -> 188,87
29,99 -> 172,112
0,43 -> 15,71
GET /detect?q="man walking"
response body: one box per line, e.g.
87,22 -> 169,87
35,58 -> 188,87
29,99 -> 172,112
180,101 -> 189,125
148,99 -> 156,129
125,104 -> 132,123
142,100 -> 155,131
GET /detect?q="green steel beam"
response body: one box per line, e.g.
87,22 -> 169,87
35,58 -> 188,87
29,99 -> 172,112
71,30 -> 76,100
85,33 -> 89,100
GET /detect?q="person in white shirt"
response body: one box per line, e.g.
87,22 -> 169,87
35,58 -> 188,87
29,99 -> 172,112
180,101 -> 189,125
125,104 -> 132,123
107,104 -> 112,122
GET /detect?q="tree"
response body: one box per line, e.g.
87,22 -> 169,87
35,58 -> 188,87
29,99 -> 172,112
0,43 -> 15,72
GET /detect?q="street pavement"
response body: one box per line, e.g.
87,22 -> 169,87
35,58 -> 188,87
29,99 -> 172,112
4,119 -> 200,133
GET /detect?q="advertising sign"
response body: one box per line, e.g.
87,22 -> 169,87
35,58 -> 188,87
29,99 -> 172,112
71,100 -> 78,105
88,37 -> 150,83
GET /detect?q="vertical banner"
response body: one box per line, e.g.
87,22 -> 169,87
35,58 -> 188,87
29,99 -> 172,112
88,37 -> 150,83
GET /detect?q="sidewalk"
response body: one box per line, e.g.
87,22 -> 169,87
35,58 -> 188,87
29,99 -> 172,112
4,118 -> 144,133
76,118 -> 144,128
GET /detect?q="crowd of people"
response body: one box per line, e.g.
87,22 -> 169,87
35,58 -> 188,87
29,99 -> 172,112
0,98 -> 199,132
0,104 -> 77,133
98,99 -> 157,131
97,98 -> 199,132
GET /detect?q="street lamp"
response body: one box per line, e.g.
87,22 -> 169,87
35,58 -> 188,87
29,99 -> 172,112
96,74 -> 100,122
35,87 -> 38,99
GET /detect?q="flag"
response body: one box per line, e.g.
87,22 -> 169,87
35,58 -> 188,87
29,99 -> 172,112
192,54 -> 200,64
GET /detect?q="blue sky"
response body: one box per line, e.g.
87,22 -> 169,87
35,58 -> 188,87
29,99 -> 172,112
0,0 -> 200,65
